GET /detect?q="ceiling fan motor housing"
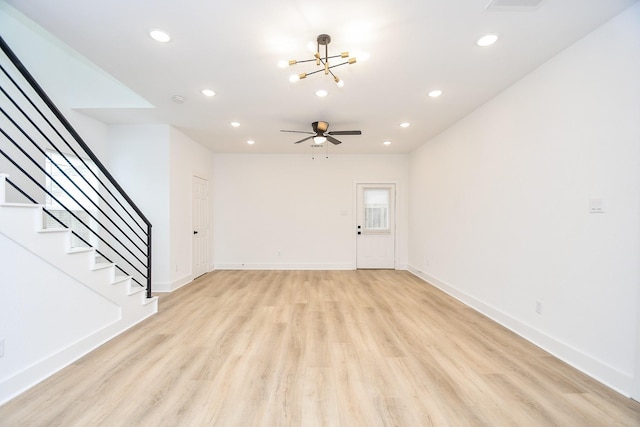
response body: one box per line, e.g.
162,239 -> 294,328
313,121 -> 329,133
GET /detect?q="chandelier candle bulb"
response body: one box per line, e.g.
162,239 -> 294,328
341,52 -> 349,58
289,60 -> 297,66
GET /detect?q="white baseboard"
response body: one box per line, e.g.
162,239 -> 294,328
153,273 -> 194,293
406,265 -> 633,397
0,310 -> 156,406
213,263 -> 354,270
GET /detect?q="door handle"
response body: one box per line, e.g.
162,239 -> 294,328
357,225 -> 361,235
193,231 -> 198,235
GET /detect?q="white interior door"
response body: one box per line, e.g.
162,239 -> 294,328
192,176 -> 209,278
356,183 -> 396,269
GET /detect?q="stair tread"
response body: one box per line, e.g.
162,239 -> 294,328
129,286 -> 145,296
37,228 -> 69,233
143,296 -> 158,306
112,276 -> 131,285
67,247 -> 94,254
92,262 -> 115,270
0,203 -> 40,209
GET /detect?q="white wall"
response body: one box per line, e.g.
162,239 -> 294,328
0,2 -> 113,203
408,4 -> 640,396
0,2 -> 151,114
0,233 -> 120,403
169,127 -> 214,288
107,124 -> 214,292
107,125 -> 171,288
212,153 -> 408,270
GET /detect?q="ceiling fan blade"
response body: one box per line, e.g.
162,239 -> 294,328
328,130 -> 362,136
281,130 -> 314,134
293,135 -> 314,144
326,135 -> 342,145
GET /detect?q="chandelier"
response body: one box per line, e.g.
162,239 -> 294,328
288,34 -> 356,87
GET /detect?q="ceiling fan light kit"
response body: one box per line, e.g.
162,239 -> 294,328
288,34 -> 357,87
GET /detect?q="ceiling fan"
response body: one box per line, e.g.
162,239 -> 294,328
281,121 -> 362,145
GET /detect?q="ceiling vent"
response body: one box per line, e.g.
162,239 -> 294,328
486,0 -> 546,11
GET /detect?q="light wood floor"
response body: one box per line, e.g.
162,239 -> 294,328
1,270 -> 640,426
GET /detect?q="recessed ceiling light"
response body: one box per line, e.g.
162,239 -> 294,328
400,122 -> 410,128
289,74 -> 300,83
383,141 -> 392,146
315,89 -> 328,97
477,34 -> 499,47
201,89 -> 216,97
149,29 -> 171,43
247,140 -> 255,145
230,121 -> 240,127
428,90 -> 443,98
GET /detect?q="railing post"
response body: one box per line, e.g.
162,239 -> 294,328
146,224 -> 152,298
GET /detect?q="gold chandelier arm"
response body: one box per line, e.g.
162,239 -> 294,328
290,54 -> 346,66
328,58 -> 357,70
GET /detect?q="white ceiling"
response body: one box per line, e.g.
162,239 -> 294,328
4,0 -> 638,154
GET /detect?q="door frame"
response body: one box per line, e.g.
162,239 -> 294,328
353,181 -> 399,270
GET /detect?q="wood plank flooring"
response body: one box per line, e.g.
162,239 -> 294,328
1,270 -> 639,426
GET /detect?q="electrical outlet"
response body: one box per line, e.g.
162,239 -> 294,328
535,301 -> 543,315
589,197 -> 605,213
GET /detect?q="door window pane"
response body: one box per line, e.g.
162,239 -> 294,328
364,188 -> 389,231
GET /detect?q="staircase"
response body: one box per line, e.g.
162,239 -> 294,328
0,34 -> 157,404
0,182 -> 157,314
0,175 -> 157,404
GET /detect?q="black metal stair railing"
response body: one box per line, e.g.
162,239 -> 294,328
0,35 -> 152,298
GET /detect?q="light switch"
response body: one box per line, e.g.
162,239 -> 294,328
589,198 -> 605,214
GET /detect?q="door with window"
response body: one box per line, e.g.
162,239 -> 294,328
356,183 -> 396,269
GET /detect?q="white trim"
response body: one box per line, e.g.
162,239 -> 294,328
213,263 -> 354,271
153,273 -> 194,293
407,265 -> 633,397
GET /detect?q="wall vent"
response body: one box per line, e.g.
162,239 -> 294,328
486,0 -> 546,11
